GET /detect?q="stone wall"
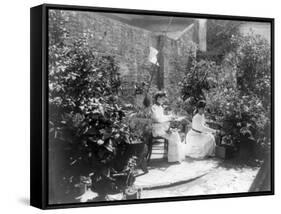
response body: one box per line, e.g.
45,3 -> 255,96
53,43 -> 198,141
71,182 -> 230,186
159,24 -> 197,100
52,10 -> 199,104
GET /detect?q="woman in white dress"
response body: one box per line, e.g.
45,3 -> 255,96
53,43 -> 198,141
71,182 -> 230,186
151,91 -> 185,163
185,100 -> 217,159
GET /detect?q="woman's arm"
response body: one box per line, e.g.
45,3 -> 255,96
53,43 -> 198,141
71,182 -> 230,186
151,105 -> 171,123
202,123 -> 216,133
193,115 -> 216,133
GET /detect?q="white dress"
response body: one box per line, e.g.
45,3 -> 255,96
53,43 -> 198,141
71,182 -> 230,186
151,104 -> 185,162
185,113 -> 216,159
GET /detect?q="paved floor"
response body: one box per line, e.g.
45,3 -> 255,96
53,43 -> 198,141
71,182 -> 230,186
73,158 -> 260,202
141,163 -> 260,198
135,158 -> 220,189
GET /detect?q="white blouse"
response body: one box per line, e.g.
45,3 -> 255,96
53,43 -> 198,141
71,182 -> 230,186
151,104 -> 171,123
192,113 -> 215,133
150,104 -> 171,137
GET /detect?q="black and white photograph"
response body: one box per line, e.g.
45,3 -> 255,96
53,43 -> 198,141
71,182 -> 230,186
1,0 -> 281,213
44,5 -> 273,206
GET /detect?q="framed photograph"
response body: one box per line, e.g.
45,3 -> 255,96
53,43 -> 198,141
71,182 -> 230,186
30,3 -> 274,209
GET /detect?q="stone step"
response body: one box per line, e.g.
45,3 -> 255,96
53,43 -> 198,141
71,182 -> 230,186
151,141 -> 167,159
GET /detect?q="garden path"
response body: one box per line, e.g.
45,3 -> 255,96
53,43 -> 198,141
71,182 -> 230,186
135,158 -> 220,189
140,162 -> 259,198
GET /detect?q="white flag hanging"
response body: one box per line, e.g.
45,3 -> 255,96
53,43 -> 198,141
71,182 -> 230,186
148,46 -> 159,66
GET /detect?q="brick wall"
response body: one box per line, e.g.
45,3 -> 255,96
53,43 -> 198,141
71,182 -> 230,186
53,10 -> 199,104
160,25 -> 197,99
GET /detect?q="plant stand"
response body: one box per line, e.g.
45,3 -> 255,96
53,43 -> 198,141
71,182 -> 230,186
215,145 -> 236,159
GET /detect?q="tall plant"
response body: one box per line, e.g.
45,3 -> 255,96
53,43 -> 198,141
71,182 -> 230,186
48,11 -> 136,202
179,58 -> 220,114
228,33 -> 271,110
206,33 -> 271,158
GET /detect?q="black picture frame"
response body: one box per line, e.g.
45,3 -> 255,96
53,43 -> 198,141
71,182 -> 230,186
30,3 -> 275,210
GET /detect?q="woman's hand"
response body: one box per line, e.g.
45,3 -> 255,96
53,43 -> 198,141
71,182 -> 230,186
167,115 -> 175,121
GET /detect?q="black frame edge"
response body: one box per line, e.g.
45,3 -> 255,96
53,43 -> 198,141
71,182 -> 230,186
270,18 -> 275,195
30,4 -> 46,209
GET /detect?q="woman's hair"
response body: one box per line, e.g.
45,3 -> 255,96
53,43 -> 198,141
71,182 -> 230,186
154,91 -> 167,102
196,100 -> 206,109
193,100 -> 207,115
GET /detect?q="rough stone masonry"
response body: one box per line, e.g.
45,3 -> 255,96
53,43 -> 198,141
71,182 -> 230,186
59,10 -> 206,102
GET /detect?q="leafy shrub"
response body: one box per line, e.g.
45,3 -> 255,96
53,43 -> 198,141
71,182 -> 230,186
180,33 -> 271,159
48,31 -> 138,202
179,58 -> 220,114
228,33 -> 271,110
206,85 -> 270,153
206,33 -> 271,158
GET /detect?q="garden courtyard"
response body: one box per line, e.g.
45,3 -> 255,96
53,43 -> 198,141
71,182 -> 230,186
47,10 -> 272,204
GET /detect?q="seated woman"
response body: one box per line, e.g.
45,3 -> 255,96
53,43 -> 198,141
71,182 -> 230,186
151,91 -> 185,163
185,100 -> 217,159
